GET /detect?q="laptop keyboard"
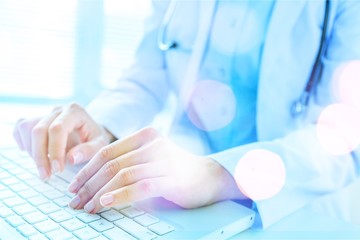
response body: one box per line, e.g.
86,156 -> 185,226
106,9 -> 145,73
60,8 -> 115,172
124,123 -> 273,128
0,147 -> 175,240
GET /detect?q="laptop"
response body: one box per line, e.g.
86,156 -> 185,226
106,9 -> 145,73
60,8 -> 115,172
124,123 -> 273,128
0,146 -> 255,240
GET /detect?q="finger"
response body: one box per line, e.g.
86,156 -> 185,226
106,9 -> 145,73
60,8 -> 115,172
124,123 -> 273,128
100,177 -> 169,209
69,127 -> 160,193
66,137 -> 107,165
68,157 -> 143,209
48,103 -> 89,173
79,163 -> 165,213
13,118 -> 26,151
15,118 -> 41,156
31,108 -> 62,179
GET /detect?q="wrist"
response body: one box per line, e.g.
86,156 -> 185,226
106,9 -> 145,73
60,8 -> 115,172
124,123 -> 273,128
210,158 -> 248,202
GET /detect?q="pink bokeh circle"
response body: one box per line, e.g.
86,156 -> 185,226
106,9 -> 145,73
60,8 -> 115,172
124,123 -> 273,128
234,149 -> 286,201
316,103 -> 360,155
186,80 -> 236,131
332,60 -> 360,109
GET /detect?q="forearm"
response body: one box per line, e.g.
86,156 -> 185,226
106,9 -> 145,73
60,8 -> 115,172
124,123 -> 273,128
210,124 -> 359,228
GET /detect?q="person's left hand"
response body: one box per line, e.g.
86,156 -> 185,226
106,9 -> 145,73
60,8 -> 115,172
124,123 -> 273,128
67,127 -> 245,213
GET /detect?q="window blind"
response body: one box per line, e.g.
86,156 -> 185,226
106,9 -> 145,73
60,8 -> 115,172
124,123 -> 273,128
0,0 -> 151,103
0,0 -> 76,100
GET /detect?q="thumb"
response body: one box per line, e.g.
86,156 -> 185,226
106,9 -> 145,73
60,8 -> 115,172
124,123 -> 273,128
67,139 -> 106,165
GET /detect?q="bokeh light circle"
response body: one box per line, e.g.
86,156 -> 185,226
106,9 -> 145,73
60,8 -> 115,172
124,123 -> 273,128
316,103 -> 360,155
186,80 -> 236,131
234,149 -> 286,201
332,61 -> 360,109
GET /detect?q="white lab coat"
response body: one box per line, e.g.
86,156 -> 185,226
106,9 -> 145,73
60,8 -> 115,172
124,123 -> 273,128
87,0 -> 360,228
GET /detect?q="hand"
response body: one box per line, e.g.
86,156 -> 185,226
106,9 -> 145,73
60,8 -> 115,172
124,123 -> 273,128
68,127 -> 245,213
13,103 -> 116,180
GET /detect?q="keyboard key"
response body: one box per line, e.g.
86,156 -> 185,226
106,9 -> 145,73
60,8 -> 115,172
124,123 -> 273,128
13,203 -> 37,215
57,183 -> 71,193
9,182 -> 29,192
29,168 -> 39,175
120,207 -> 145,218
17,223 -> 38,237
0,189 -> 16,199
18,189 -> 39,198
49,210 -> 73,223
76,212 -> 101,223
6,215 -> 26,227
73,226 -> 99,239
14,158 -> 30,166
53,196 -> 71,207
17,172 -> 34,180
61,218 -> 86,232
46,227 -> 75,240
133,214 -> 159,227
1,162 -> 17,170
0,148 -> 28,160
21,162 -> 36,170
64,206 -> 85,216
1,177 -> 19,185
47,177 -> 69,192
0,182 -> 7,190
89,219 -> 114,232
100,209 -> 124,222
114,218 -> 157,240
23,211 -> 48,224
28,195 -> 49,206
43,189 -> 64,200
0,171 -> 11,180
8,167 -> 26,175
92,236 -> 109,240
112,203 -> 131,211
34,219 -> 60,233
33,183 -> 55,193
38,202 -> 61,214
26,178 -> 44,186
14,157 -> 29,165
103,227 -> 137,240
148,221 -> 175,235
98,207 -> 110,213
29,233 -> 49,240
0,205 -> 14,217
64,190 -> 75,198
56,168 -> 75,183
3,196 -> 26,207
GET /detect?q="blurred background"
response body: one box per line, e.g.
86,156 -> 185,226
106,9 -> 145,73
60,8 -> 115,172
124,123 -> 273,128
0,0 -> 150,106
0,0 -> 359,227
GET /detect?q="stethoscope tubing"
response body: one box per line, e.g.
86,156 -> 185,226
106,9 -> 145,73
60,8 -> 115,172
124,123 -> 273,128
291,0 -> 330,117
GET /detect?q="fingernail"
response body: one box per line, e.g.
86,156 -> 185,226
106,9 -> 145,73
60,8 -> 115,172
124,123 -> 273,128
73,152 -> 84,165
51,160 -> 60,174
69,196 -> 80,209
100,193 -> 114,206
38,166 -> 48,180
84,201 -> 95,213
68,179 -> 79,193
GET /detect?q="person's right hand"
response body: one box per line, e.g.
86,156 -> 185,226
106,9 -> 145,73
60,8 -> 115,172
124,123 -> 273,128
13,103 -> 115,180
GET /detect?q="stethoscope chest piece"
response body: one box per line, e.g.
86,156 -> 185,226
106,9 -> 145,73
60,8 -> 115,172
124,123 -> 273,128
291,99 -> 306,118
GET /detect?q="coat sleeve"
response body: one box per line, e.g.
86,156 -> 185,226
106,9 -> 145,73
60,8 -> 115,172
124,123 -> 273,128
86,0 -> 171,139
211,0 -> 360,229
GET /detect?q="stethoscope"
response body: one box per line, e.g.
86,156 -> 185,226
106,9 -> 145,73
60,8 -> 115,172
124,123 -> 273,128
157,0 -> 331,118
